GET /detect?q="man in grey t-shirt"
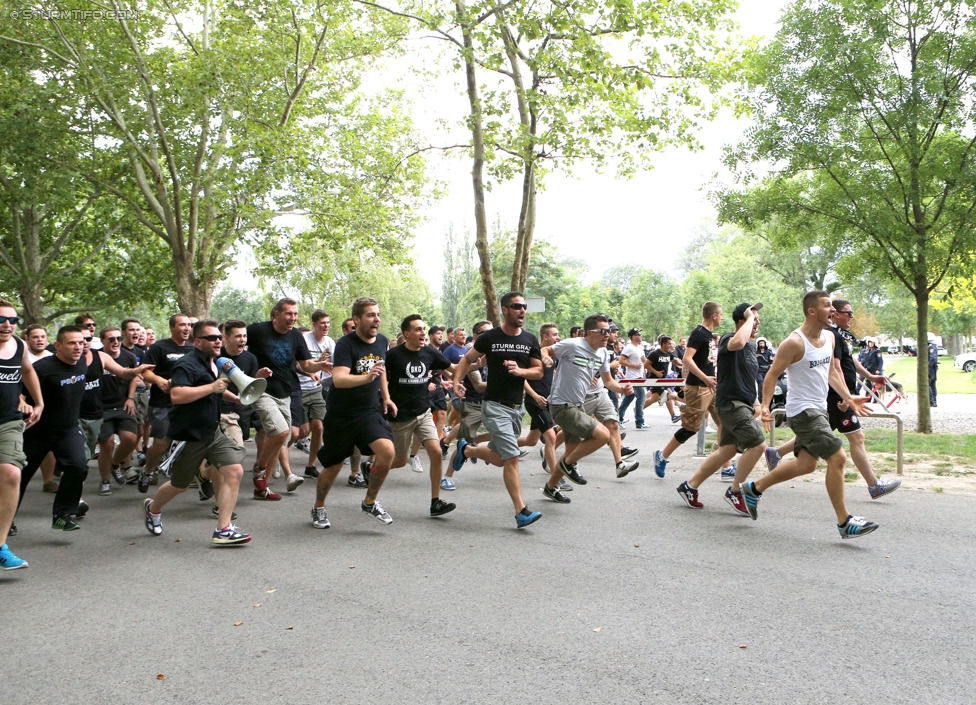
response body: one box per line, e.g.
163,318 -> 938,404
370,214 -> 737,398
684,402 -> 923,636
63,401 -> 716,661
541,313 -> 635,501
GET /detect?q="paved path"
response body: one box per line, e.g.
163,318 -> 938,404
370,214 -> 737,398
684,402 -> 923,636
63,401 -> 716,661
4,417 -> 974,704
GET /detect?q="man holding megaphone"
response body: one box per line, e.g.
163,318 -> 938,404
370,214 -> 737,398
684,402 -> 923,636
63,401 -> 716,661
142,320 -> 252,546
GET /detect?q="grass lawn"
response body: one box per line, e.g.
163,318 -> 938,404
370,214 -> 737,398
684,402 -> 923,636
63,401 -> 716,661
879,355 -> 976,395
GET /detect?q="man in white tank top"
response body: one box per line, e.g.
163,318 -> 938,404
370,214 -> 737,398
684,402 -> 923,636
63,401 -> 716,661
739,291 -> 879,539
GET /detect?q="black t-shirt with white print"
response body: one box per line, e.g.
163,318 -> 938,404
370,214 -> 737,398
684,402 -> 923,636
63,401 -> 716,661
473,327 -> 542,406
326,332 -> 388,416
385,345 -> 451,420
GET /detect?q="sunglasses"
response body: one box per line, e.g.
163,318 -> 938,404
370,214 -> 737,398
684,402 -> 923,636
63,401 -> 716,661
104,336 -> 122,342
505,303 -> 527,310
836,310 -> 855,318
589,328 -> 611,336
83,337 -> 94,342
0,316 -> 19,325
197,334 -> 223,342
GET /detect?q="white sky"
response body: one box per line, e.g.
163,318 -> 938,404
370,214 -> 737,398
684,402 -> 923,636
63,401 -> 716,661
406,3 -> 784,292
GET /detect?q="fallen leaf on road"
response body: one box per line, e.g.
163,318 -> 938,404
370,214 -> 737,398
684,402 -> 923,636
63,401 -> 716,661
285,626 -> 294,630
174,538 -> 182,543
234,621 -> 243,626
593,627 -> 601,632
253,604 -> 261,608
349,566 -> 355,569
266,589 -> 276,593
156,674 -> 165,680
634,544 -> 640,548
739,644 -> 747,649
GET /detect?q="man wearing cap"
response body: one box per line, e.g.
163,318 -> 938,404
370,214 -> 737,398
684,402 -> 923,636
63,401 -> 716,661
654,302 -> 724,478
617,328 -> 648,428
677,303 -> 767,514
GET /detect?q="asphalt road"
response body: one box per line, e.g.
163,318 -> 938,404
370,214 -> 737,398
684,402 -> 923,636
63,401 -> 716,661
3,416 -> 974,704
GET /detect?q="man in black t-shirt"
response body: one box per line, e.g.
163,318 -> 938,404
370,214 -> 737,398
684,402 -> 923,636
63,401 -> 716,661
19,326 -> 151,531
654,302 -> 723,479
0,299 -> 43,569
453,292 -> 544,529
522,322 -> 561,481
143,320 -> 250,546
640,335 -> 682,422
140,314 -> 194,487
121,317 -> 150,461
383,315 -> 456,517
96,326 -> 139,495
311,297 -> 396,529
247,298 -> 329,500
678,304 -> 768,514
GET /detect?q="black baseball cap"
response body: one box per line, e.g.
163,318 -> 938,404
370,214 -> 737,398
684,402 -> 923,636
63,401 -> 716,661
428,325 -> 445,334
627,328 -> 642,338
732,302 -> 763,322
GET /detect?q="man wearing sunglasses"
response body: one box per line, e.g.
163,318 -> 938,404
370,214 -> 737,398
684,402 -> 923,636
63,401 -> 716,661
18,325 -> 153,532
452,292 -> 545,528
74,314 -> 103,351
143,321 -> 251,545
0,301 -> 43,570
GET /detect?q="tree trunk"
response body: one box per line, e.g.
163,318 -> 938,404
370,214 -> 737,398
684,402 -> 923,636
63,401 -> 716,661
457,0 -> 498,325
914,276 -> 931,433
172,251 -> 213,318
511,163 -> 536,293
18,280 -> 46,327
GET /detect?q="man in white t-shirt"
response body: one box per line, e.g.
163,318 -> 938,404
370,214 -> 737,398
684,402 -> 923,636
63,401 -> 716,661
616,328 -> 647,428
296,310 -> 335,478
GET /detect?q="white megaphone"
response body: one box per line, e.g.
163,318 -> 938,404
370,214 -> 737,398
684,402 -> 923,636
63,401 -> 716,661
216,357 -> 267,406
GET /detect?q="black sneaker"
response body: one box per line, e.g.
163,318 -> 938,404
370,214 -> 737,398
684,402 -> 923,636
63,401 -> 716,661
137,472 -> 151,494
543,485 -> 571,503
8,521 -> 17,537
347,473 -> 367,488
360,460 -> 371,486
430,497 -> 456,516
440,439 -> 449,460
620,447 -> 639,460
557,458 -> 587,485
111,465 -> 125,485
52,515 -> 81,531
304,466 -> 319,479
197,474 -> 215,501
73,500 -> 90,519
211,504 -> 238,521
361,499 -> 393,524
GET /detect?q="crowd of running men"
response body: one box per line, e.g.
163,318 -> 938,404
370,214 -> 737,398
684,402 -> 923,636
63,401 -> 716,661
0,289 -> 900,570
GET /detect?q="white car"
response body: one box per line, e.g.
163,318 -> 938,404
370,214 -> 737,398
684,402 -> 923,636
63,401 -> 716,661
955,352 -> 976,373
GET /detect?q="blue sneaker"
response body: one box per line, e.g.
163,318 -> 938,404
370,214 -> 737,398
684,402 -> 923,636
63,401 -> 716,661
740,481 -> 761,520
516,507 -> 542,528
765,447 -> 781,471
838,515 -> 879,539
0,543 -> 28,570
721,462 -> 737,482
440,477 -> 456,491
653,449 -> 668,478
452,439 -> 470,473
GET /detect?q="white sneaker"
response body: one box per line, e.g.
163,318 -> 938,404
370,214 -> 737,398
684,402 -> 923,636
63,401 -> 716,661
272,463 -> 281,479
615,459 -> 639,478
409,456 -> 423,473
286,474 -> 304,492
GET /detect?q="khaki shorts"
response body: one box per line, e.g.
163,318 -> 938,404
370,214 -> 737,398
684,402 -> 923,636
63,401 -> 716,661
583,390 -> 617,423
220,411 -> 244,447
252,393 -> 291,436
458,401 -> 483,441
170,431 -> 246,489
134,389 -> 150,425
0,418 -> 27,469
301,386 -> 326,423
79,417 -> 101,460
551,404 -> 599,445
391,409 -> 438,456
716,401 -> 765,452
787,408 -> 843,460
681,385 -> 716,433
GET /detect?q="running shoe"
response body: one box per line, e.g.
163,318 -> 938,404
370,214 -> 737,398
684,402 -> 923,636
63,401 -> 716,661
211,505 -> 238,521
557,478 -> 573,492
135,451 -> 146,467
724,487 -> 749,516
838,515 -> 879,539
286,474 -> 304,492
311,506 -> 331,529
74,500 -> 89,519
615,459 -> 639,478
557,458 -> 587,485
111,465 -> 126,485
543,485 -> 571,503
253,468 -> 281,500
765,447 -> 781,471
516,507 -> 542,528
869,477 -> 902,499
452,439 -> 470,473
137,471 -> 151,494
8,522 -> 16,537
304,466 -> 320,479
740,481 -> 761,520
619,432 -> 627,441
440,440 -> 449,460
124,467 -> 140,485
362,500 -> 393,524
144,499 -> 162,536
409,456 -> 424,473
440,477 -> 456,491
721,462 -> 737,482
295,438 -> 311,454
653,449 -> 668,478
348,473 -> 367,488
0,543 -> 28,570
635,422 -> 650,430
98,482 -> 112,496
620,447 -> 639,460
43,480 -> 59,493
671,415 -> 681,423
211,525 -> 251,545
430,497 -> 456,516
52,515 -> 80,531
360,460 -> 371,485
676,481 -> 703,508
197,474 -> 215,501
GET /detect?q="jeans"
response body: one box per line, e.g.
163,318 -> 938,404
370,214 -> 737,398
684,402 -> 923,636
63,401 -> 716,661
617,385 -> 646,425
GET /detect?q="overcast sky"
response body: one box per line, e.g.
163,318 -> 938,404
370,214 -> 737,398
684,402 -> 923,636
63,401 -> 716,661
407,3 -> 785,293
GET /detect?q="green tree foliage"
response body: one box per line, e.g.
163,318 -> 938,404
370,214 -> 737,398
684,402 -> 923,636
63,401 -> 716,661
1,0 -> 425,317
720,0 -> 976,431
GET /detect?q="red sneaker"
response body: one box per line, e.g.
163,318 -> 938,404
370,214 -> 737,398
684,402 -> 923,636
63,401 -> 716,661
724,487 -> 749,516
676,481 -> 703,508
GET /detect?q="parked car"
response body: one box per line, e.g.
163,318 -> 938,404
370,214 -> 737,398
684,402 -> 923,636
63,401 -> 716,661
938,346 -> 947,356
954,352 -> 976,373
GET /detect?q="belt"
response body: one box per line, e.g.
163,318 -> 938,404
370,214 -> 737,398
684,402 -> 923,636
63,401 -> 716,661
489,400 -> 523,410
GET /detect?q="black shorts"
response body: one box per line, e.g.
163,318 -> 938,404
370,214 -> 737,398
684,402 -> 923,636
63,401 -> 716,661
429,387 -> 448,412
828,401 -> 862,435
525,399 -> 554,433
318,410 -> 393,468
98,408 -> 139,442
290,389 -> 305,428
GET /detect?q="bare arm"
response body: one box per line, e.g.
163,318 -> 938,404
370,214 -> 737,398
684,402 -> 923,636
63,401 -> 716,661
600,370 -> 633,396
20,358 -> 43,428
683,346 -> 716,391
170,377 -> 228,405
332,363 -> 384,389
